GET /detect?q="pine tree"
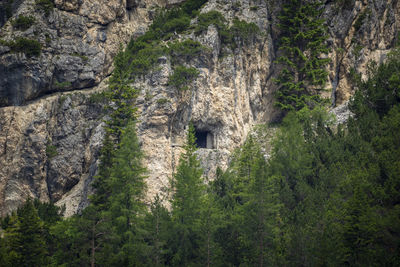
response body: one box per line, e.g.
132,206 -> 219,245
51,121 -> 147,266
106,120 -> 148,266
3,199 -> 47,267
73,48 -> 141,267
198,190 -> 224,267
170,122 -> 205,266
90,132 -> 114,210
106,48 -> 137,142
242,151 -> 281,266
214,137 -> 281,266
50,214 -> 93,266
275,0 -> 330,112
144,194 -> 172,266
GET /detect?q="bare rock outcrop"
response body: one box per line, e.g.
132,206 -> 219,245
0,89 -> 105,216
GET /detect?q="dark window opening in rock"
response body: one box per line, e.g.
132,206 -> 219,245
195,129 -> 214,149
126,0 -> 137,10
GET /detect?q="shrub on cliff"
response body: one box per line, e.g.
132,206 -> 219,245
12,15 -> 35,31
1,37 -> 42,57
35,0 -> 54,16
168,65 -> 200,90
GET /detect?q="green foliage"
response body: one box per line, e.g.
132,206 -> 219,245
275,0 -> 330,112
88,48 -> 138,229
353,8 -> 370,32
54,80 -> 71,90
265,51 -> 400,265
169,122 -> 205,266
133,0 -> 206,42
2,199 -> 48,266
88,91 -> 107,104
105,120 -> 148,265
195,11 -> 260,49
149,8 -> 191,40
352,43 -> 363,58
250,6 -> 258,11
3,37 -> 42,57
126,39 -> 165,75
1,45 -> 400,267
206,135 -> 283,266
206,50 -> 400,264
229,18 -> 260,44
157,98 -> 169,105
46,144 -> 58,158
35,0 -> 54,16
105,49 -> 138,141
164,15 -> 191,35
33,199 -> 63,225
45,33 -> 51,44
167,39 -> 204,64
51,206 -> 112,266
72,52 -> 89,62
181,0 -> 208,16
143,195 -> 172,266
350,49 -> 400,117
12,15 -> 35,31
168,65 -> 199,90
195,10 -> 227,35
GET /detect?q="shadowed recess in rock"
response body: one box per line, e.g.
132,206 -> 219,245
194,128 -> 213,149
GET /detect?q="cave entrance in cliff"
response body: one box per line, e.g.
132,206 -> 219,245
194,129 -> 214,149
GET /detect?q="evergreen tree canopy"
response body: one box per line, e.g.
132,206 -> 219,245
2,199 -> 47,267
275,0 -> 330,112
169,122 -> 205,266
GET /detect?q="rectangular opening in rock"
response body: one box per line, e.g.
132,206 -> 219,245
195,129 -> 214,149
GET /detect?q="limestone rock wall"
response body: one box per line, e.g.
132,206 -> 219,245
0,0 -> 178,216
0,0 -> 168,106
324,0 -> 400,104
0,0 -> 399,216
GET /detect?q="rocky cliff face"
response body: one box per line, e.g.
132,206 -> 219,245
0,0 -> 399,216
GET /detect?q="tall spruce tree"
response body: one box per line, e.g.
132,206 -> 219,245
243,150 -> 281,266
3,199 -> 47,267
170,122 -> 205,266
212,136 -> 281,266
275,0 -> 330,111
106,120 -> 148,266
144,194 -> 172,266
67,48 -> 140,267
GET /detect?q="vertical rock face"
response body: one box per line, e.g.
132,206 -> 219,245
0,0 -> 179,216
0,0 -> 399,216
0,90 -> 105,216
325,0 -> 400,105
0,0 -> 167,106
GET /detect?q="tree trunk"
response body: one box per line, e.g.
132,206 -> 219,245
91,223 -> 95,267
207,230 -> 211,267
